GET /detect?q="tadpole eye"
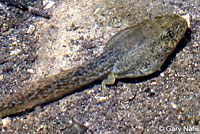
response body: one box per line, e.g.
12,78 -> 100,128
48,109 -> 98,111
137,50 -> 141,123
161,30 -> 175,40
167,30 -> 175,38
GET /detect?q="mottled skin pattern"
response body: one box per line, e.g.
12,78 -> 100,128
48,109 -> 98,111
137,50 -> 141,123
0,15 -> 188,118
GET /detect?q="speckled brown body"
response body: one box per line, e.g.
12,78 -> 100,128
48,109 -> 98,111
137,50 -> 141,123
0,15 -> 188,118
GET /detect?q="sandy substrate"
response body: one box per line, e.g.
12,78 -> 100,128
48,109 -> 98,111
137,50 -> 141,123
0,0 -> 199,133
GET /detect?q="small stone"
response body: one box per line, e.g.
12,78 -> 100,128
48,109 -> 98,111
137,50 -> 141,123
43,0 -> 55,10
10,49 -> 21,56
171,102 -> 177,109
0,75 -> 3,81
27,68 -> 35,74
2,117 -> 11,127
94,96 -> 108,103
160,72 -> 165,77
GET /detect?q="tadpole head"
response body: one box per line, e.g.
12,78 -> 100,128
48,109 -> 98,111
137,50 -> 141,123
152,15 -> 188,55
